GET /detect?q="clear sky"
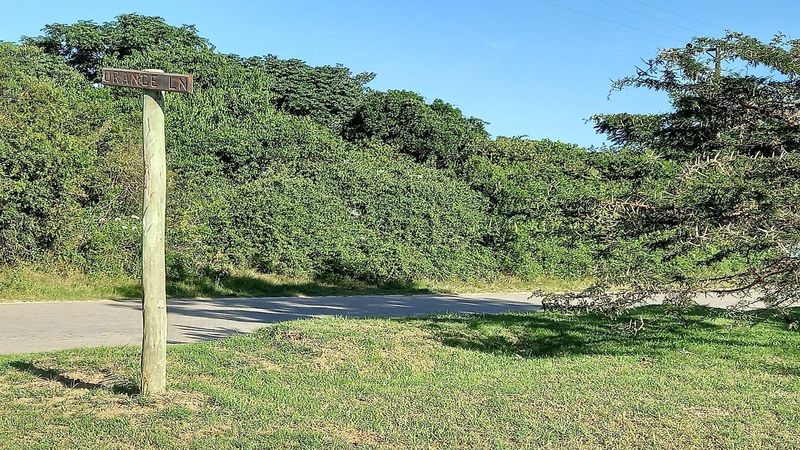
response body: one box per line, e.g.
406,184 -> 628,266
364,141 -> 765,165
2,0 -> 796,147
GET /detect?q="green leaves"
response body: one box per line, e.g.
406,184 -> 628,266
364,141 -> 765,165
556,32 -> 800,312
344,90 -> 487,168
23,15 -> 212,81
597,32 -> 800,161
252,56 -> 373,132
2,15 -> 502,283
0,43 -> 134,268
5,12 -> 710,287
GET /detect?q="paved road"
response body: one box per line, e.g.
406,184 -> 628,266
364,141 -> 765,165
0,291 -> 756,355
0,293 -> 540,354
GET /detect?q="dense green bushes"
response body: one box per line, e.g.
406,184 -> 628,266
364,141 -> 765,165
0,14 -> 683,285
254,56 -> 374,133
0,43 -> 135,273
345,90 -> 487,167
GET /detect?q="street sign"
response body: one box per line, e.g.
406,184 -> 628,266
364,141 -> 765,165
101,68 -> 194,94
102,67 -> 193,395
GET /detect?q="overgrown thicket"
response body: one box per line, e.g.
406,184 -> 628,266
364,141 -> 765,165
1,14 -> 682,285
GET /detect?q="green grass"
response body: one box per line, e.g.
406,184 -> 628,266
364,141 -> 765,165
1,307 -> 798,449
0,267 -> 589,302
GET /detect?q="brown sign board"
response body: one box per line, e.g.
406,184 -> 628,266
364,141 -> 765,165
101,68 -> 194,94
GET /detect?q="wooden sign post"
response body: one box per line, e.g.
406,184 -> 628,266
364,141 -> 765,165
102,68 -> 193,396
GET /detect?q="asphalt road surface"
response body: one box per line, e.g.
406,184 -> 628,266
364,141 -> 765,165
0,293 -> 540,354
0,291 -> 756,355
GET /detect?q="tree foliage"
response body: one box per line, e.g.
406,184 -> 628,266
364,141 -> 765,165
7,14 -> 754,290
1,15 -> 506,284
549,33 -> 800,318
252,56 -> 374,132
23,15 -> 212,80
0,43 -> 136,273
345,90 -> 488,168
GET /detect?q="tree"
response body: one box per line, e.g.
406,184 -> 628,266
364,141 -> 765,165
249,56 -> 374,133
345,90 -> 488,168
23,14 -> 211,81
0,43 -> 135,271
546,33 -> 800,322
13,14 -> 501,286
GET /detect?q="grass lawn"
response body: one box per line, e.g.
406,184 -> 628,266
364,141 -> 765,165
1,307 -> 798,449
0,266 -> 588,302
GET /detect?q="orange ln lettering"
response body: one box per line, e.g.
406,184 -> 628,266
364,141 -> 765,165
112,71 -> 120,84
150,74 -> 159,89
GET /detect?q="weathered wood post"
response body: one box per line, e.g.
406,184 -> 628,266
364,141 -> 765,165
140,69 -> 168,395
101,68 -> 193,396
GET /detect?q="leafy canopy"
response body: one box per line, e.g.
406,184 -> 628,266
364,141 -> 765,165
552,32 -> 800,316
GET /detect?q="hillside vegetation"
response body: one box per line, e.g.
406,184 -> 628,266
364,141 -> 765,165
2,14 -> 716,294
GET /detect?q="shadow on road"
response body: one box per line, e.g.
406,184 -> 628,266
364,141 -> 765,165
109,294 -> 541,328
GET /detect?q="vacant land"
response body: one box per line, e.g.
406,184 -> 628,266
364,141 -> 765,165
1,307 -> 798,449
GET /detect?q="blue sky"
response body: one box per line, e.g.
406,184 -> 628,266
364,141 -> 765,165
2,0 -> 796,146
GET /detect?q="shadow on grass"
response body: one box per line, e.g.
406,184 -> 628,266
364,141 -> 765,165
401,306 -> 799,359
9,361 -> 138,396
169,324 -> 245,343
113,274 -> 437,299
